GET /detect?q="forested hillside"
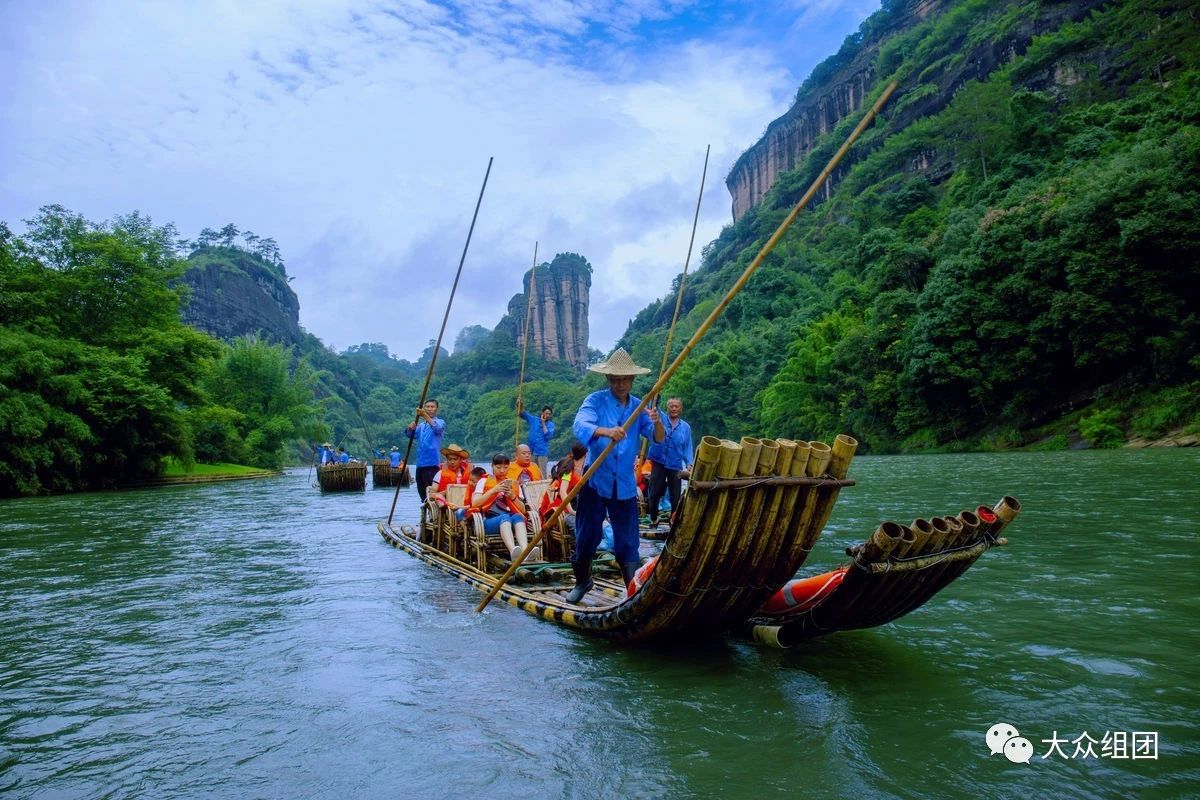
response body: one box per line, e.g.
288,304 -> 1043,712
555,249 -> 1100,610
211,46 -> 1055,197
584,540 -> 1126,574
619,0 -> 1199,451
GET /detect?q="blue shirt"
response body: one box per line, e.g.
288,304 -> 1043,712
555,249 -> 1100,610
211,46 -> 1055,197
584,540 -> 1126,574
520,411 -> 556,456
338,452 -> 350,464
573,389 -> 659,501
405,417 -> 446,467
647,417 -> 694,471
319,447 -> 335,465
389,451 -> 402,468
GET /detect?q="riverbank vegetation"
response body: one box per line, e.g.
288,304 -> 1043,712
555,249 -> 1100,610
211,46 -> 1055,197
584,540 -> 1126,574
0,208 -> 324,496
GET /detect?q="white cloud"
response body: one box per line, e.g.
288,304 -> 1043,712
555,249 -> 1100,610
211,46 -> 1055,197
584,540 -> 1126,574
0,0 -> 875,358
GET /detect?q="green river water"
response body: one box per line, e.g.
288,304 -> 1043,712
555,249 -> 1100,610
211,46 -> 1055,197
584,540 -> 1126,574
1,449 -> 1197,799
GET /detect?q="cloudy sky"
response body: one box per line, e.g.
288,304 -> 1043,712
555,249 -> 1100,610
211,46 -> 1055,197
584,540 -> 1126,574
1,0 -> 877,359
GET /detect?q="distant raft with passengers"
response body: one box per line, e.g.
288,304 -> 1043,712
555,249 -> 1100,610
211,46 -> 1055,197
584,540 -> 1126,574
316,461 -> 367,492
376,433 -> 1022,645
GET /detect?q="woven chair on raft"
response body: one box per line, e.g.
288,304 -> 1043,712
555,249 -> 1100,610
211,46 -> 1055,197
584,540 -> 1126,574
425,484 -> 469,560
464,479 -> 550,572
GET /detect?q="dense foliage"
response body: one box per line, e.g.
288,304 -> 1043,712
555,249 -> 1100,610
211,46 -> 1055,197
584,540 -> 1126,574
0,208 -> 323,495
619,0 -> 1200,451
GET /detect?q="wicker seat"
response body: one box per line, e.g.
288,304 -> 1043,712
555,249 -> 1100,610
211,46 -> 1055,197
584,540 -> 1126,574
465,482 -> 546,572
427,484 -> 469,559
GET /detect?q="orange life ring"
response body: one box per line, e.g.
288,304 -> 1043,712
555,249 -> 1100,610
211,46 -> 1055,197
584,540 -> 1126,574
626,555 -> 659,597
759,567 -> 848,615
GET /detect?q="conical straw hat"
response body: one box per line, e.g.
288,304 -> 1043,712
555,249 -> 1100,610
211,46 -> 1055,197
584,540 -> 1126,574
588,347 -> 650,376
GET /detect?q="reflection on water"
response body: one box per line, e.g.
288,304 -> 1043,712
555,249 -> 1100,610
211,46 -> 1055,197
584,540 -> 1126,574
1,449 -> 1198,798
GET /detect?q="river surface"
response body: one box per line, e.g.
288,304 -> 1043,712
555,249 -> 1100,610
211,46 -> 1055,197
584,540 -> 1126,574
2,450 -> 1197,799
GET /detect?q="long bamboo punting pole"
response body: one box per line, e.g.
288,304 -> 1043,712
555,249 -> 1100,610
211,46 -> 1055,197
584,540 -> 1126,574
477,83 -> 897,612
639,145 -> 710,461
388,157 -> 494,524
514,241 -> 539,451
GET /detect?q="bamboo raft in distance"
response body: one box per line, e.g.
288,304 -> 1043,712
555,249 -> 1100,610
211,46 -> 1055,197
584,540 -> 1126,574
372,460 -> 411,488
317,462 -> 367,492
378,433 -> 1021,644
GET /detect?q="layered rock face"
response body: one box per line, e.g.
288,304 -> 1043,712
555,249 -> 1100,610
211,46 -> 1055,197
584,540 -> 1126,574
180,248 -> 302,345
725,0 -> 1105,220
502,252 -> 592,372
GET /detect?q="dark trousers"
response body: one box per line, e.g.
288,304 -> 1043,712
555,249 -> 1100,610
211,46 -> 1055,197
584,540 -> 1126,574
573,483 -> 640,565
646,460 -> 681,524
416,466 -> 440,503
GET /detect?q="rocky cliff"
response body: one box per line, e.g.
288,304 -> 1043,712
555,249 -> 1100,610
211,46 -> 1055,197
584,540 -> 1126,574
180,246 -> 302,345
496,252 -> 592,372
725,0 -> 1106,220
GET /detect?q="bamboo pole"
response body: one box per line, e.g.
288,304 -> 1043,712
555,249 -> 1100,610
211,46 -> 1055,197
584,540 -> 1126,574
643,144 -> 711,461
476,82 -> 897,612
515,241 -> 539,451
388,157 -> 493,524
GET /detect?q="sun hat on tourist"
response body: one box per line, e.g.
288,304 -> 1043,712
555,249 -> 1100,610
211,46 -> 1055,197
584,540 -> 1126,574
440,443 -> 470,459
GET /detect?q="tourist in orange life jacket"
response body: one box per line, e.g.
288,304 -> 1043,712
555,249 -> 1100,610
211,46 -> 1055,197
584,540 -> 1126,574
474,453 -> 542,563
427,443 -> 471,515
506,443 -> 542,485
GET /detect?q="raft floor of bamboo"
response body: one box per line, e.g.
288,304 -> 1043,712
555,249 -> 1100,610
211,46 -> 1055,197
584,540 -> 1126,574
378,522 -> 626,610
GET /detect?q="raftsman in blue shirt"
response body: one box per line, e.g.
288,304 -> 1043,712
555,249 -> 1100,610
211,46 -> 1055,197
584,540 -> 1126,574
405,417 -> 446,467
647,417 -> 694,471
573,390 -> 658,500
520,411 -> 556,456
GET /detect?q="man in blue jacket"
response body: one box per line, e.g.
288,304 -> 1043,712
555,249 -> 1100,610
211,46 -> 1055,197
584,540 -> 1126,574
646,397 -> 693,529
517,399 -> 555,475
405,399 -> 446,502
567,348 -> 664,603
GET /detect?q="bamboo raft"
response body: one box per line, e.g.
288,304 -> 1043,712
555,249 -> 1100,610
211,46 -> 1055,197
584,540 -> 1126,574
378,432 -> 1023,644
317,462 -> 367,491
372,460 -> 410,488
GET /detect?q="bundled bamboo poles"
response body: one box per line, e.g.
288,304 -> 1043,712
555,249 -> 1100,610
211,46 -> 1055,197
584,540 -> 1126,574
556,433 -> 855,639
373,460 -> 409,487
318,463 -> 367,492
745,496 -> 1022,648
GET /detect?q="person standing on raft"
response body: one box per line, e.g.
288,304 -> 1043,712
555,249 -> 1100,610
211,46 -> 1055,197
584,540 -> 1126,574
405,399 -> 446,503
567,348 -> 664,603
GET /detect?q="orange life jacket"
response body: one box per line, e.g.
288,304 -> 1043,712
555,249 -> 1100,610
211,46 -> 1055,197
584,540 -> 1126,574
435,463 -> 469,493
474,476 -> 524,516
540,471 -> 578,519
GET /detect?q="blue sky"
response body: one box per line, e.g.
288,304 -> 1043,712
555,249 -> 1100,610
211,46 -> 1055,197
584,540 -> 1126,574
0,0 -> 878,359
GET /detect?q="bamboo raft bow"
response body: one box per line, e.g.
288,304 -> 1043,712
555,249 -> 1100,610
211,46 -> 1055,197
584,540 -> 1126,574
386,157 -> 493,521
515,242 -> 538,451
738,497 -> 1022,648
474,80 -> 900,614
317,461 -> 367,492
